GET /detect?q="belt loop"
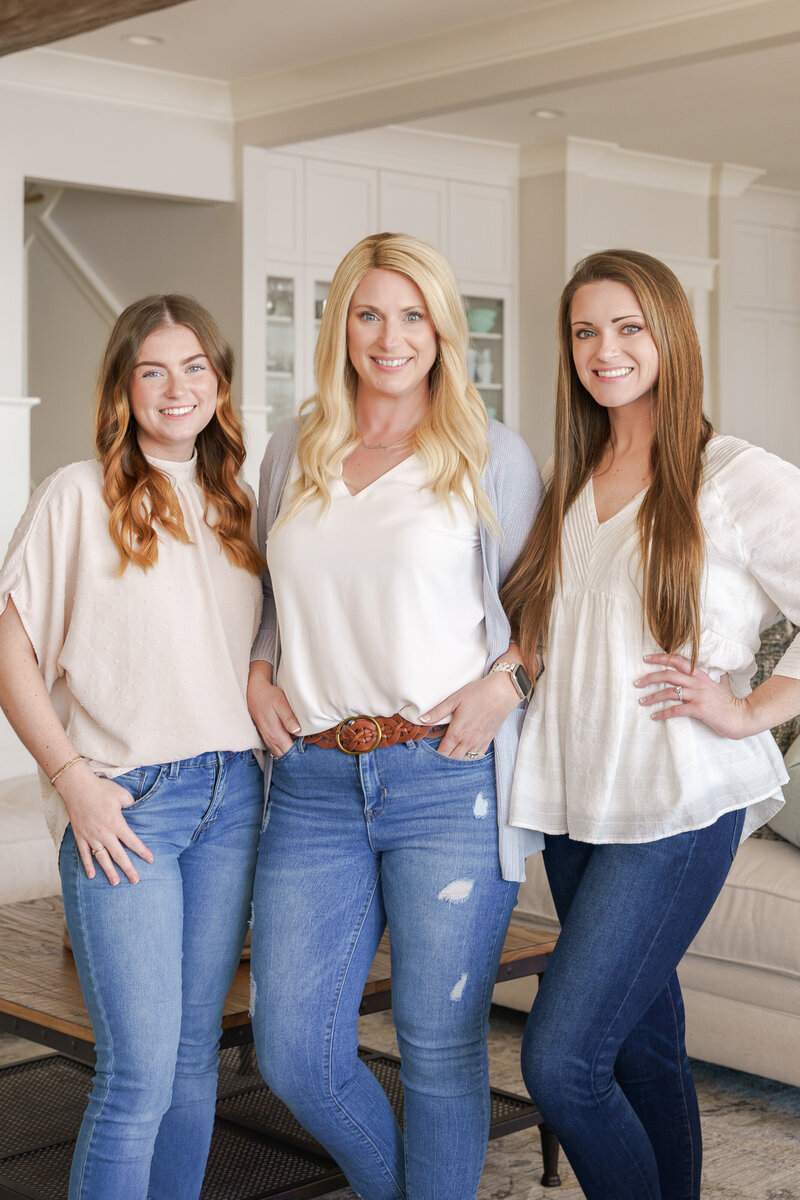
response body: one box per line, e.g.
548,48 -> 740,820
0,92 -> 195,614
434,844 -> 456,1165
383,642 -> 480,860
168,760 -> 180,779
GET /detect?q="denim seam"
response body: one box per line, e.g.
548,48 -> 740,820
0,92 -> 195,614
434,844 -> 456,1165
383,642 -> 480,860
70,841 -> 116,1199
325,867 -> 405,1198
665,977 -> 697,1197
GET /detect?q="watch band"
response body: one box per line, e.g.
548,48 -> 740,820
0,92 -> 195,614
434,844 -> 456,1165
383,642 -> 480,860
490,660 -> 533,702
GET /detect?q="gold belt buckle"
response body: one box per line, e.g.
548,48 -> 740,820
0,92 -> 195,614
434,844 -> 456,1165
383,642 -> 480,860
335,715 -> 383,755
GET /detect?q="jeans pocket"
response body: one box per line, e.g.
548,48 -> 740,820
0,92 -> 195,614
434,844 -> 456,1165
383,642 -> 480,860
116,764 -> 167,808
272,739 -> 300,764
418,737 -> 495,765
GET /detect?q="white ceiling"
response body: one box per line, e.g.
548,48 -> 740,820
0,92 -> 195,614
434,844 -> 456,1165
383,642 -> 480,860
42,0 -> 800,192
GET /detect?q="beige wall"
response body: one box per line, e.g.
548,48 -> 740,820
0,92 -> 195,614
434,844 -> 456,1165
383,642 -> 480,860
26,187 -> 240,486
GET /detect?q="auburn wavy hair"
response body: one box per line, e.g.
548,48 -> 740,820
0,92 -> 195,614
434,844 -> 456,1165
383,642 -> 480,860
501,248 -> 713,671
94,294 -> 264,575
275,232 -> 497,533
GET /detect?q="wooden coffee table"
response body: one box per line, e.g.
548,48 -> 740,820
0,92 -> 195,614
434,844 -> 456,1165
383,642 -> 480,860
0,896 -> 560,1199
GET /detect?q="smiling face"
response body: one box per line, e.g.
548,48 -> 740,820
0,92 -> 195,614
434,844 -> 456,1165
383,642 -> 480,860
128,323 -> 219,461
570,279 -> 659,415
346,269 -> 438,408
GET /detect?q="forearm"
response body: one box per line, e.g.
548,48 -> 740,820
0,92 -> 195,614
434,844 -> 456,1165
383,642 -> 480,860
742,673 -> 800,738
0,600 -> 77,780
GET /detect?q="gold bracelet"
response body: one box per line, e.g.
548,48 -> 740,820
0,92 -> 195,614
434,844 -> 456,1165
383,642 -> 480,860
49,755 -> 82,787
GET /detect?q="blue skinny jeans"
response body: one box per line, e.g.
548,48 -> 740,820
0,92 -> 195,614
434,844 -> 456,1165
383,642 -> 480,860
521,807 -> 746,1200
59,749 -> 263,1200
250,736 -> 519,1200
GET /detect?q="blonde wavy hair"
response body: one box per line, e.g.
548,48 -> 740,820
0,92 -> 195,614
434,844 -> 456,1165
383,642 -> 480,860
95,294 -> 264,575
278,232 -> 496,530
502,249 -> 713,671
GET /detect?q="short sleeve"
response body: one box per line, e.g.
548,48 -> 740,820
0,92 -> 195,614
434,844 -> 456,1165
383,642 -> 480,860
714,446 -> 800,679
0,468 -> 78,690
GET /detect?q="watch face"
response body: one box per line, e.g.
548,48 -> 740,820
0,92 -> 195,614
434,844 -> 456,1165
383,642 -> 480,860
514,664 -> 533,699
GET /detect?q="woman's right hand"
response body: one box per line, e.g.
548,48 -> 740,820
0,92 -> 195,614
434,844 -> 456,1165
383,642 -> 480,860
57,762 -> 154,886
247,660 -> 301,758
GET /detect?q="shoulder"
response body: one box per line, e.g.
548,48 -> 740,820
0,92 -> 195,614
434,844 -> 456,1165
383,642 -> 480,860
704,434 -> 800,491
26,460 -> 103,515
485,420 -> 542,500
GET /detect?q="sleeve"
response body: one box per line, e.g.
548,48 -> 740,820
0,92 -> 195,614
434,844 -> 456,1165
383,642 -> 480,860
0,469 -> 76,690
249,440 -> 281,664
717,447 -> 800,679
488,424 -> 544,584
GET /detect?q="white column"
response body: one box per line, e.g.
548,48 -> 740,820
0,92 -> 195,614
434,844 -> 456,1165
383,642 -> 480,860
0,169 -> 39,777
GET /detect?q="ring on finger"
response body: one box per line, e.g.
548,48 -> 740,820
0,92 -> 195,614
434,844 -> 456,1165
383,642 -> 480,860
92,845 -> 105,856
464,750 -> 482,759
673,684 -> 683,703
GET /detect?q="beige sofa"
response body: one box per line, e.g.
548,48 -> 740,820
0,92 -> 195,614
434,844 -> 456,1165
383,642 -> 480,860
494,620 -> 800,1089
0,773 -> 60,905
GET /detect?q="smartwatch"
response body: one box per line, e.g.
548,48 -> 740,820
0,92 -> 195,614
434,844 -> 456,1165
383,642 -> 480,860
490,660 -> 534,702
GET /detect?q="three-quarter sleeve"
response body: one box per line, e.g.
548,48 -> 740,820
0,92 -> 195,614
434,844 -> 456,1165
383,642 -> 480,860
250,439 -> 282,664
714,445 -> 800,678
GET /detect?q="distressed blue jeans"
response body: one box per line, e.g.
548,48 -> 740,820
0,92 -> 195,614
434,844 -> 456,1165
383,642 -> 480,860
250,737 -> 519,1200
521,807 -> 746,1200
59,749 -> 263,1200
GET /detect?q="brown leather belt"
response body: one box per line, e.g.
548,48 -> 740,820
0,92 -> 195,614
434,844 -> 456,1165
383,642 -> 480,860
304,714 -> 447,755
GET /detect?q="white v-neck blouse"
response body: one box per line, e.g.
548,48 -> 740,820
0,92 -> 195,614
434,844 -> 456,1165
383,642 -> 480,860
266,453 -> 487,733
510,435 -> 800,844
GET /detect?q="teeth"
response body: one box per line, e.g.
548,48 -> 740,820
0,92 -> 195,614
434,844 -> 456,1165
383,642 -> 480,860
161,406 -> 195,416
374,357 -> 410,367
596,367 -> 633,378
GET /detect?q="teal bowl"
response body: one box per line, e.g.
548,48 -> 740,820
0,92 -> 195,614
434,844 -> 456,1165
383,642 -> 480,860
467,308 -> 497,334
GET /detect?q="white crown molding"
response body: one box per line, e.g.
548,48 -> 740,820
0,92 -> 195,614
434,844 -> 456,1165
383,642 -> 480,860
0,47 -> 232,120
277,126 -> 520,188
520,137 -> 765,199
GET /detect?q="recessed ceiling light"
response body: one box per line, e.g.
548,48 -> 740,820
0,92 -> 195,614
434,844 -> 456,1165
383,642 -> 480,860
122,34 -> 164,47
532,108 -> 566,120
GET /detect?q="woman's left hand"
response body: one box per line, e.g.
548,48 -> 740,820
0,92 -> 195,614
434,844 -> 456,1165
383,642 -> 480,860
635,653 -> 751,739
419,672 -> 522,758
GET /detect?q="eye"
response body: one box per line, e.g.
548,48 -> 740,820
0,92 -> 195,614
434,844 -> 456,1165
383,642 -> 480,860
405,310 -> 424,323
187,362 -> 206,373
621,323 -> 643,335
357,310 -> 378,322
574,328 -> 594,339
140,368 -> 163,378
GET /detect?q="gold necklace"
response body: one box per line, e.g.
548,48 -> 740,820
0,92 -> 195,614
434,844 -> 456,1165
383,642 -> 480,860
359,433 -> 415,452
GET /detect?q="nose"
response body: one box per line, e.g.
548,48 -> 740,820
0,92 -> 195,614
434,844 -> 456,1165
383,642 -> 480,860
595,332 -> 621,361
164,371 -> 187,398
377,318 -> 404,350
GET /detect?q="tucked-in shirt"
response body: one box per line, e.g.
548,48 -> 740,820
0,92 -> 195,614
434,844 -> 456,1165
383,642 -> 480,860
510,435 -> 800,844
252,417 -> 545,882
0,454 -> 263,846
268,454 -> 487,732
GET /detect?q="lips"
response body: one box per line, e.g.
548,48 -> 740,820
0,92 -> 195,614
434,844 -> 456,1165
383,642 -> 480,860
160,405 -> 197,416
594,367 -> 633,378
372,357 -> 412,368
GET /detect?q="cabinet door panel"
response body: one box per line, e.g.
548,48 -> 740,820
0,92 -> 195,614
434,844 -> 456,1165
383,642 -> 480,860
305,162 -> 377,265
449,183 -> 513,283
379,172 -> 447,250
264,153 -> 304,262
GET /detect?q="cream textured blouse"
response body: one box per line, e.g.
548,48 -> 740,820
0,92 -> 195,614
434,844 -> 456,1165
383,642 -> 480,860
0,454 -> 263,846
510,436 -> 800,844
267,454 -> 487,733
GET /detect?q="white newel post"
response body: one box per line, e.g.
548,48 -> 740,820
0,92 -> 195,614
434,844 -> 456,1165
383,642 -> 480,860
0,168 -> 39,776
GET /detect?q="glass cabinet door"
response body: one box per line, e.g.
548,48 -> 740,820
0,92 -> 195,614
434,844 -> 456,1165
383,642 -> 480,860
464,295 -> 504,423
265,275 -> 296,431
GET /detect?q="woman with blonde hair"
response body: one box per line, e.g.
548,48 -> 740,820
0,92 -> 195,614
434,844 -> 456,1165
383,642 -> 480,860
247,231 -> 543,1199
0,295 -> 265,1199
502,248 -> 800,1199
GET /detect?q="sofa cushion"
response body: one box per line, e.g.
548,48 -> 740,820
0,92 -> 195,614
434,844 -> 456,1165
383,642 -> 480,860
687,836 -> 800,980
0,775 -> 60,904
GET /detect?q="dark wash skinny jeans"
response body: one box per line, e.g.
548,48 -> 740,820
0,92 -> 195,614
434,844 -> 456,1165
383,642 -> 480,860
522,807 -> 746,1200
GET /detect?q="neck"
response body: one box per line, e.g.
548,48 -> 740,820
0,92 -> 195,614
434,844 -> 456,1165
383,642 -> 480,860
606,396 -> 655,459
354,393 -> 428,448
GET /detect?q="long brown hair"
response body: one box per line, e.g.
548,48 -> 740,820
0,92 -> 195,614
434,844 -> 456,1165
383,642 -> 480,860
94,294 -> 264,575
502,249 -> 713,670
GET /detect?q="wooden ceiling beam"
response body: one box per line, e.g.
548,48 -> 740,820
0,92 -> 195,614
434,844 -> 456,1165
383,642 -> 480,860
0,0 -> 186,58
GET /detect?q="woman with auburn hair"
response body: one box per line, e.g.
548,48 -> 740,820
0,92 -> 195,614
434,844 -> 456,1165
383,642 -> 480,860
502,248 -> 800,1199
247,231 -> 543,1199
0,295 -> 265,1200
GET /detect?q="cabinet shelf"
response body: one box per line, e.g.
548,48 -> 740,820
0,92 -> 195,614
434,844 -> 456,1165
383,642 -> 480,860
476,383 -> 503,391
468,331 -> 503,341
266,315 -> 293,325
266,370 -> 293,380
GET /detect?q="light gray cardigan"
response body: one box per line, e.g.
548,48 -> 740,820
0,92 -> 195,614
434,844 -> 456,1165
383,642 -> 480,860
251,418 -> 545,881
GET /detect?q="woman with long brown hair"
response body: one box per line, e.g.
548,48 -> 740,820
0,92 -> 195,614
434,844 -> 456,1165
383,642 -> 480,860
502,249 -> 800,1199
0,295 -> 265,1199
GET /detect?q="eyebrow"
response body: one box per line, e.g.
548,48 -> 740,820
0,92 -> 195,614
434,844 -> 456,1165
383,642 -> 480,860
571,314 -> 643,327
133,353 -> 208,368
351,304 -> 426,315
